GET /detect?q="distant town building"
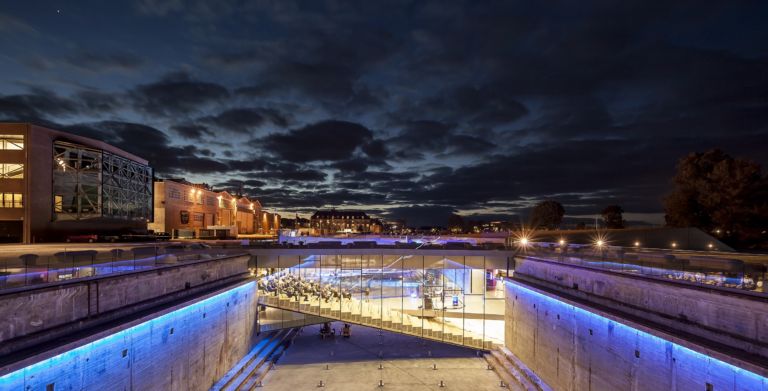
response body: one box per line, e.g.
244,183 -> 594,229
149,178 -> 278,238
382,219 -> 408,234
281,215 -> 312,236
310,209 -> 382,235
0,123 -> 153,243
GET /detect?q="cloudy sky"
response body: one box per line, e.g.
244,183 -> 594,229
1,1 -> 767,226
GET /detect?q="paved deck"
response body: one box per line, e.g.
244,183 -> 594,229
260,322 -> 505,390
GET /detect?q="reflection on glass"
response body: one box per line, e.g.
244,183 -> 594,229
255,253 -> 505,349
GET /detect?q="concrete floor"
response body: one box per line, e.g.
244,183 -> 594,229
260,322 -> 504,391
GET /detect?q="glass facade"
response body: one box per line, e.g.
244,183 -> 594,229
255,253 -> 508,349
102,152 -> 153,221
52,141 -> 152,221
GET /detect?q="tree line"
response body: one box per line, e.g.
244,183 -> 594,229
446,149 -> 767,248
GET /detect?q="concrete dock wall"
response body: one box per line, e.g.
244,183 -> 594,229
0,254 -> 250,357
504,279 -> 767,391
0,281 -> 259,391
514,256 -> 768,361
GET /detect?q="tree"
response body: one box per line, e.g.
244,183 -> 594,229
665,149 -> 768,245
447,213 -> 465,233
530,200 -> 565,230
601,205 -> 625,229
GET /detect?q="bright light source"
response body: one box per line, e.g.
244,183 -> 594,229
596,240 -> 604,247
520,237 -> 529,246
559,239 -> 565,246
671,242 -> 677,248
634,241 -> 640,247
707,243 -> 713,249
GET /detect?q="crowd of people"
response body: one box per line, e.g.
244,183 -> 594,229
258,273 -> 373,303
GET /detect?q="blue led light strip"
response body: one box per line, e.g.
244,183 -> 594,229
504,279 -> 768,387
0,281 -> 255,388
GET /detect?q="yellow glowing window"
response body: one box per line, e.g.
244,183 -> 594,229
0,163 -> 24,179
0,193 -> 23,208
54,195 -> 63,212
0,135 -> 24,150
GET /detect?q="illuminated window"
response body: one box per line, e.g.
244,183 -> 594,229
0,163 -> 23,179
54,195 -> 63,212
0,193 -> 23,208
0,134 -> 24,150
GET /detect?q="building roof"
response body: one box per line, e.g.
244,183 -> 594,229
4,123 -> 150,165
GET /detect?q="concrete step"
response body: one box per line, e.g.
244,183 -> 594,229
495,347 -> 552,391
484,353 -> 526,391
489,349 -> 541,391
214,329 -> 290,391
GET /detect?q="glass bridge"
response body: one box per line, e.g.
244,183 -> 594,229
253,252 -> 511,349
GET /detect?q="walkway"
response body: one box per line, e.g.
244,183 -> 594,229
258,290 -> 502,350
260,322 -> 509,391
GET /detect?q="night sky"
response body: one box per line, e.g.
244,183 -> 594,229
1,1 -> 767,226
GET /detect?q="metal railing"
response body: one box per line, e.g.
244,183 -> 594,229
521,245 -> 767,296
0,246 -> 234,291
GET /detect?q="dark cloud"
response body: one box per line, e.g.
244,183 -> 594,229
200,107 -> 290,133
62,121 -> 230,175
258,120 -> 376,162
129,72 -> 229,115
388,120 -> 495,156
3,1 -> 768,225
171,124 -> 212,139
74,90 -> 121,113
259,166 -> 327,182
0,88 -> 80,120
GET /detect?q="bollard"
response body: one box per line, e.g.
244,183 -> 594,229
500,380 -> 507,388
432,364 -> 437,370
318,380 -> 325,387
487,364 -> 493,370
439,380 -> 445,387
325,364 -> 330,370
378,380 -> 384,387
255,380 -> 263,387
378,363 -> 383,370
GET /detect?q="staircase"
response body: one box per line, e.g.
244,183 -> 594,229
257,291 -> 500,350
211,328 -> 299,391
484,346 -> 551,391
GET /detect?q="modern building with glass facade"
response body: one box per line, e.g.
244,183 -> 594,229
0,123 -> 153,243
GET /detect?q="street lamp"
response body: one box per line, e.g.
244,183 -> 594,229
634,241 -> 640,247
